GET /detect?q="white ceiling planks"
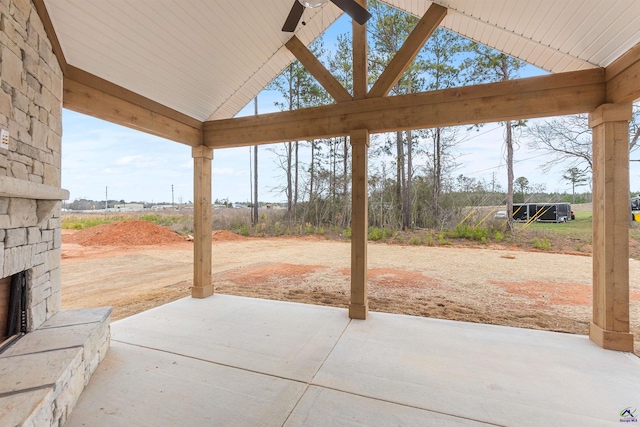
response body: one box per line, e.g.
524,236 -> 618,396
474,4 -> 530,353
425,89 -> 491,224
208,4 -> 343,120
391,0 -> 640,73
45,0 -> 341,121
44,0 -> 640,122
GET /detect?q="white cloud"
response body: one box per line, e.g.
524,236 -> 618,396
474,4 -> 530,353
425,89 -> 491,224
213,167 -> 244,176
115,155 -> 143,165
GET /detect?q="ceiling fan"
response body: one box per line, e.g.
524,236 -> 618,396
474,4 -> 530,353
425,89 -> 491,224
282,0 -> 372,32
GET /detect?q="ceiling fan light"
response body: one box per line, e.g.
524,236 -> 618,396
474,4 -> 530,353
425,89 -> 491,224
298,0 -> 329,8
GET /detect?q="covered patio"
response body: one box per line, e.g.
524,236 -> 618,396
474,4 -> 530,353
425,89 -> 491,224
0,0 -> 640,426
36,0 -> 640,353
66,294 -> 640,426
3,0 -> 640,425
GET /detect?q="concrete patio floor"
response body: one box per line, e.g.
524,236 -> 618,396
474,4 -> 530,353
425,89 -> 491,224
66,295 -> 640,426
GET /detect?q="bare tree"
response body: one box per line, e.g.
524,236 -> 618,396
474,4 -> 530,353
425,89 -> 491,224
526,104 -> 640,173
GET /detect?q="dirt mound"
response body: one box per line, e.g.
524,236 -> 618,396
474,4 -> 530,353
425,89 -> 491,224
212,230 -> 246,242
64,220 -> 184,246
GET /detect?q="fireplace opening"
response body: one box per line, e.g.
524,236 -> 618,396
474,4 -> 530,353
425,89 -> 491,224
0,271 -> 28,353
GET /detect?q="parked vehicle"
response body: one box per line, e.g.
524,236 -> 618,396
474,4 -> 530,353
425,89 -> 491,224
632,196 -> 640,222
533,203 -> 571,223
509,202 -> 572,223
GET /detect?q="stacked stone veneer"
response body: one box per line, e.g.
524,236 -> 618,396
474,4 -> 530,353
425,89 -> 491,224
1,200 -> 62,329
0,0 -> 64,331
0,307 -> 112,426
0,2 -> 113,425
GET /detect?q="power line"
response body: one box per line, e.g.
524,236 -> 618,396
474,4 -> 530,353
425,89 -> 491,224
456,125 -> 502,144
463,152 -> 551,176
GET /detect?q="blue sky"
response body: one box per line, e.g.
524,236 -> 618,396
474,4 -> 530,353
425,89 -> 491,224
60,14 -> 640,204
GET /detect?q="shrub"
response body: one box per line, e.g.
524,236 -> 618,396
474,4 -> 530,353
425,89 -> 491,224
472,226 -> 489,242
272,221 -> 284,236
368,226 -> 383,241
424,233 -> 434,246
455,225 -> 473,239
437,232 -> 451,245
532,236 -> 552,250
233,223 -> 249,236
408,236 -> 422,245
304,222 -> 314,235
368,226 -> 392,241
493,231 -> 504,242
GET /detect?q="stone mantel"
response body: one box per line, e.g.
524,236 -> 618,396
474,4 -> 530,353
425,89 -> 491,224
0,177 -> 69,201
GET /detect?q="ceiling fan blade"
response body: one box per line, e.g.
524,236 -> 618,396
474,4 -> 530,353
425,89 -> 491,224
330,0 -> 372,25
282,1 -> 305,32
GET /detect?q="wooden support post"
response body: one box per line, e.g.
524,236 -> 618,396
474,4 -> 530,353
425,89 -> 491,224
589,103 -> 634,351
192,146 -> 213,298
348,0 -> 369,319
349,129 -> 369,319
352,0 -> 367,101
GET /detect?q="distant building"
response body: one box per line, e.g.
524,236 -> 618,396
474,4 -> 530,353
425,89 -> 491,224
114,204 -> 145,211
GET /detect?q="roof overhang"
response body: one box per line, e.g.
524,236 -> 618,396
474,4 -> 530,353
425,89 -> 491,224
34,0 -> 640,147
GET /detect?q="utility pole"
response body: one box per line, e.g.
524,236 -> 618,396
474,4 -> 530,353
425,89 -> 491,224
171,184 -> 175,208
105,187 -> 108,211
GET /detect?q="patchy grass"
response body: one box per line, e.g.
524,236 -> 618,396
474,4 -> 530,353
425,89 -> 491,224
522,211 -> 593,241
62,212 -> 194,235
62,215 -> 125,230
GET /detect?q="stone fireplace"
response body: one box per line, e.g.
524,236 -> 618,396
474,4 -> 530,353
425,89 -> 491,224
0,195 -> 65,338
0,0 -> 111,425
0,271 -> 27,350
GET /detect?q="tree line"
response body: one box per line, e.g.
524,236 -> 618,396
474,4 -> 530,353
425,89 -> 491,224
255,1 -> 640,232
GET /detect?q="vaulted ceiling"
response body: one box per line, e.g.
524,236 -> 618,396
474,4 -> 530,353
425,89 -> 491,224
43,0 -> 640,122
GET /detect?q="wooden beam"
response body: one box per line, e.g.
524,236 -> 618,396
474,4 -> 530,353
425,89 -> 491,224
368,4 -> 447,98
33,0 -> 67,73
606,42 -> 640,103
66,67 -> 202,129
192,146 -> 213,298
204,68 -> 605,148
64,76 -> 203,147
589,103 -> 634,352
286,36 -> 352,103
353,0 -> 368,100
349,129 -> 369,319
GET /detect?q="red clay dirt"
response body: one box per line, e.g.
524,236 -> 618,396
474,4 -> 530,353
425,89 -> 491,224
63,220 -> 185,246
492,280 -> 640,308
212,230 -> 247,242
223,263 -> 323,286
339,267 -> 440,289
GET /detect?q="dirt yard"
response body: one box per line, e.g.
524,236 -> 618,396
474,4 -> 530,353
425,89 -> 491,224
61,226 -> 640,356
